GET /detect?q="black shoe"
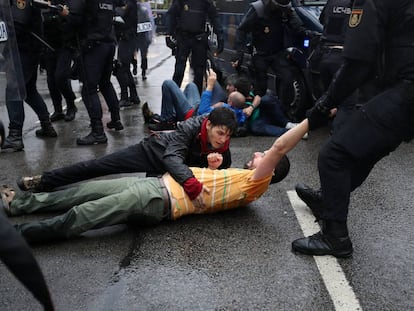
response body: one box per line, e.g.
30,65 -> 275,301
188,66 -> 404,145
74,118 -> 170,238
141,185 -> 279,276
64,107 -> 77,122
17,175 -> 43,192
142,69 -> 147,80
107,120 -> 124,131
141,102 -> 153,123
2,129 -> 24,151
50,111 -> 65,122
148,121 -> 176,131
148,114 -> 162,124
129,96 -> 141,105
35,121 -> 58,138
119,99 -> 132,108
295,183 -> 323,220
292,231 -> 353,258
76,131 -> 107,145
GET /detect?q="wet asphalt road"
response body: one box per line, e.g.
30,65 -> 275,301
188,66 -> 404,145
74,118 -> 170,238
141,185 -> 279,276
0,36 -> 413,311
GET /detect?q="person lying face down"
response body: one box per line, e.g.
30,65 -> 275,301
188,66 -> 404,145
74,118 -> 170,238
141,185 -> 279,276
3,120 -> 309,244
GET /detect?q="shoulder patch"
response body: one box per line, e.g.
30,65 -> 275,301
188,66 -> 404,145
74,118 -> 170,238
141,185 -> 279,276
16,0 -> 26,9
349,8 -> 363,27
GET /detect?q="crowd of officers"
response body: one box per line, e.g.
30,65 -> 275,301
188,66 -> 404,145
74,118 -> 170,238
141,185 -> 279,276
2,0 -> 153,149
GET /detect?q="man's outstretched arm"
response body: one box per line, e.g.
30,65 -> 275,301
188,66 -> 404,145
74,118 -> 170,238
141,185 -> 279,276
253,120 -> 309,180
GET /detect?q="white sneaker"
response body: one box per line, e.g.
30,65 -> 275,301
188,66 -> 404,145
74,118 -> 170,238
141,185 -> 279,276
285,122 -> 299,130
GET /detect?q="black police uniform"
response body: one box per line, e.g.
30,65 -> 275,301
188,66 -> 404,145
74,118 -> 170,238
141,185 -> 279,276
134,2 -> 152,80
77,0 -> 123,145
42,0 -> 83,122
293,0 -> 414,257
235,0 -> 307,97
114,0 -> 140,107
166,0 -> 224,93
3,0 -> 57,151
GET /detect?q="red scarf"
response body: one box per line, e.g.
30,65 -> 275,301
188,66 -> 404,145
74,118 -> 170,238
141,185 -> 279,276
199,119 -> 230,154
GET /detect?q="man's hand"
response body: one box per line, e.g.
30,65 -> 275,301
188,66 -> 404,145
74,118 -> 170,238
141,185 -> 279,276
206,69 -> 217,90
306,94 -> 332,130
192,185 -> 210,210
207,152 -> 223,170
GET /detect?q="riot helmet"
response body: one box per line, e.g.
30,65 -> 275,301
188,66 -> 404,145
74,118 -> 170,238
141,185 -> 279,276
273,0 -> 291,7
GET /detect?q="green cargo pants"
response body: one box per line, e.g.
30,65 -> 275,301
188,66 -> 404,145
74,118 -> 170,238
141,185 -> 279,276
12,177 -> 167,243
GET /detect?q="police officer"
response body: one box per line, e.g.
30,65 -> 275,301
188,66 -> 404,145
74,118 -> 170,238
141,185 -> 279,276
42,0 -> 83,122
2,0 -> 58,152
133,0 -> 152,81
114,0 -> 141,107
311,0 -> 353,97
292,0 -> 414,257
233,0 -> 308,97
77,0 -> 124,145
166,0 -> 224,94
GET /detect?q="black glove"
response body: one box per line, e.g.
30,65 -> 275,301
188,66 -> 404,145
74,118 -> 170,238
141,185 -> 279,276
216,36 -> 224,54
232,51 -> 244,69
305,30 -> 321,39
165,36 -> 176,50
306,94 -> 331,130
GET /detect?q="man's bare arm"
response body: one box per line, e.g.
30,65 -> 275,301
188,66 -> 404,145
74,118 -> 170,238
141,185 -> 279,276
252,120 -> 309,180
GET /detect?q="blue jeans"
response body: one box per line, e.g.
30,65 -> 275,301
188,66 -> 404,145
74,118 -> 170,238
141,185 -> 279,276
160,80 -> 200,121
249,94 -> 289,137
210,82 -> 227,105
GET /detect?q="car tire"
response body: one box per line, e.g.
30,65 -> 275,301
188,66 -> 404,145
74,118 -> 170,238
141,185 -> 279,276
277,67 -> 309,122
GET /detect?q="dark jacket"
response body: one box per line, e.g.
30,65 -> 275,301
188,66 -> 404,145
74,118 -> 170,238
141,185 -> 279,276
141,115 -> 232,185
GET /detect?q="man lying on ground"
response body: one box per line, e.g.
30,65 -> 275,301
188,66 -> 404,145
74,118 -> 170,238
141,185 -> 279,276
17,108 -> 238,209
1,119 -> 308,244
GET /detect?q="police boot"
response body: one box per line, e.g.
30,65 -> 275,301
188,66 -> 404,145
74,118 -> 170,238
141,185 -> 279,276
76,120 -> 107,145
64,102 -> 77,122
291,220 -> 353,258
107,112 -> 124,131
50,110 -> 65,122
35,121 -> 58,138
295,183 -> 323,220
142,69 -> 147,80
2,128 -> 24,152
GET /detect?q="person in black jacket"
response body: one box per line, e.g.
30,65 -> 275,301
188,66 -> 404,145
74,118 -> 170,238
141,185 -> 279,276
2,0 -> 58,152
76,0 -> 123,145
17,107 -> 238,209
41,0 -> 84,122
114,0 -> 141,108
233,0 -> 308,97
166,0 -> 224,94
292,0 -> 414,257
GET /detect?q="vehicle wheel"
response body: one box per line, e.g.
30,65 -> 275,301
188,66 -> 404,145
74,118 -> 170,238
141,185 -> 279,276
277,67 -> 309,122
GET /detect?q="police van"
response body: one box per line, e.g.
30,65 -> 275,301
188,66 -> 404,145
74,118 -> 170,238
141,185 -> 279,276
210,0 -> 327,121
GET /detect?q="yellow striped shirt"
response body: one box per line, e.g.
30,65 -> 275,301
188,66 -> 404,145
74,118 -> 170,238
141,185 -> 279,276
167,167 -> 273,220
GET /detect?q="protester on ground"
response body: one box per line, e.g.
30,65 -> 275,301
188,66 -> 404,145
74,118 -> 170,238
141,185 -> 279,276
2,119 -> 309,244
17,108 -> 238,209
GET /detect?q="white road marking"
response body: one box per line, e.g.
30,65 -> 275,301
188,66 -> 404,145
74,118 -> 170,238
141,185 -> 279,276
287,190 -> 363,311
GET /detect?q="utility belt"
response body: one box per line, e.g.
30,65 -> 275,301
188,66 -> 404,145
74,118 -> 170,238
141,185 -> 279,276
178,31 -> 207,40
158,177 -> 171,220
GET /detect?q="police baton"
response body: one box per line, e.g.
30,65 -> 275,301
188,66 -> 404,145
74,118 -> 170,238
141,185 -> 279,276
29,31 -> 55,52
32,0 -> 64,12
